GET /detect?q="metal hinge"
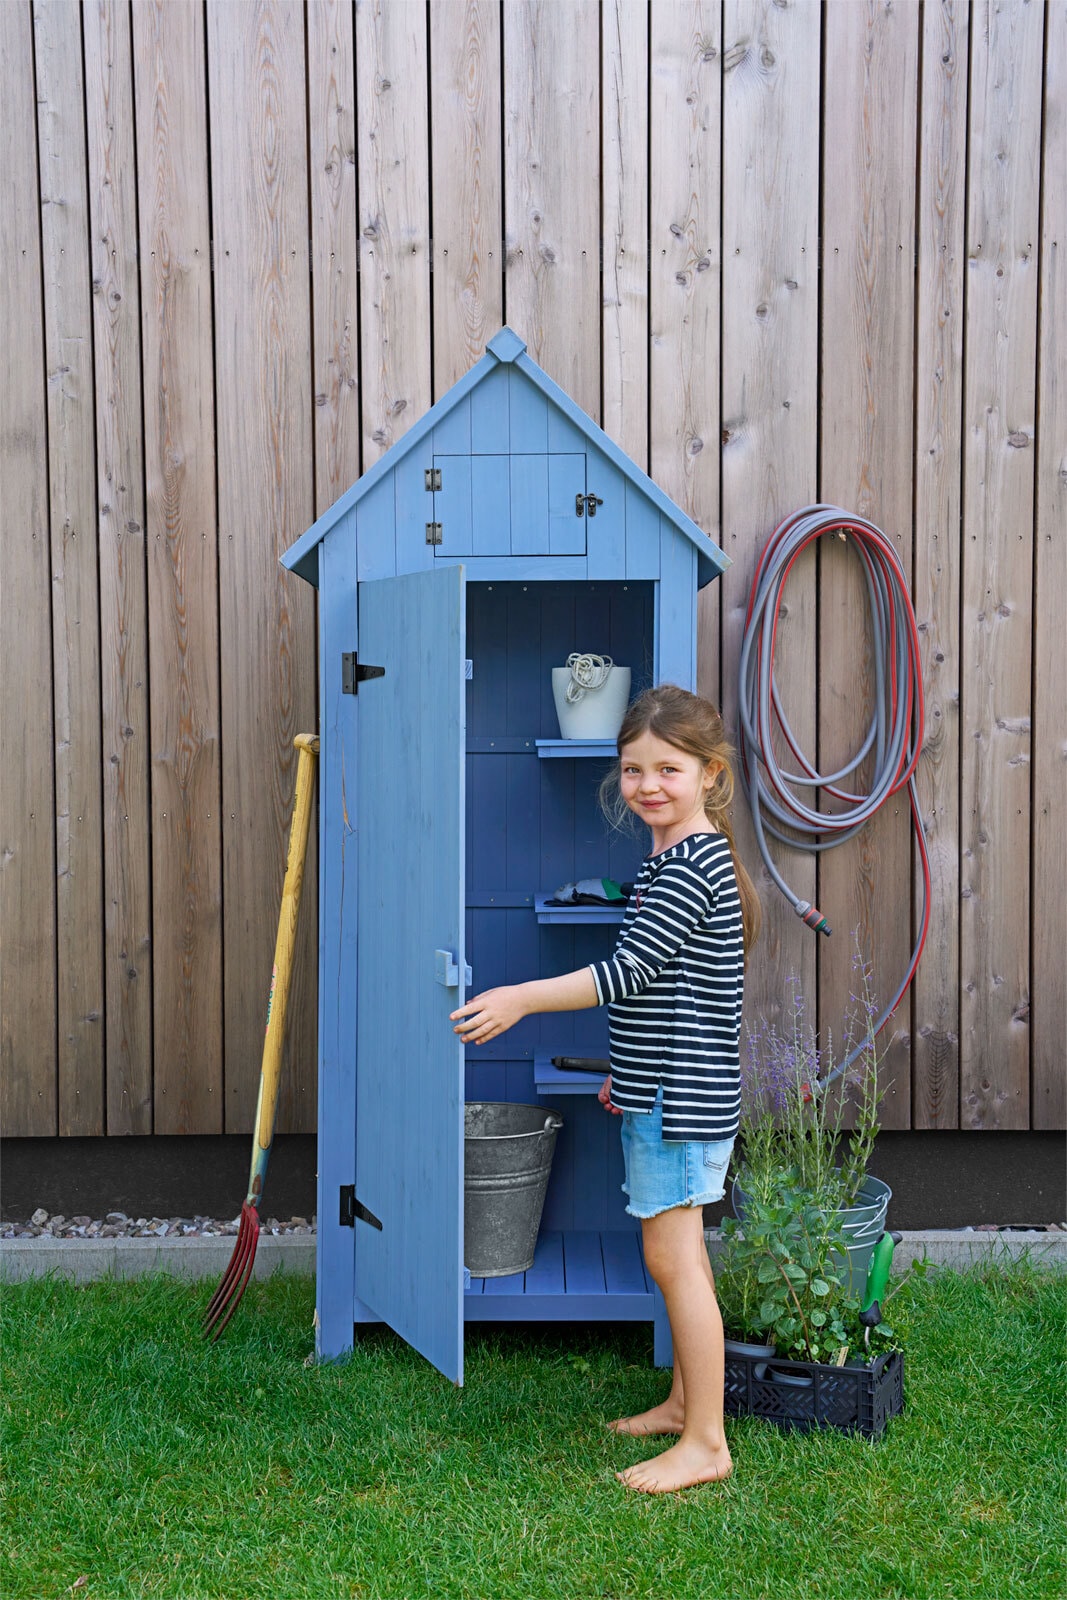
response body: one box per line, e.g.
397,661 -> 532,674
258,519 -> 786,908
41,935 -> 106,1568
341,653 -> 385,694
339,1185 -> 383,1230
425,522 -> 443,545
425,466 -> 441,491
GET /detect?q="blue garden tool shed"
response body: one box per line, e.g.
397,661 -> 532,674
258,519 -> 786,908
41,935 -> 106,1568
282,327 -> 729,1379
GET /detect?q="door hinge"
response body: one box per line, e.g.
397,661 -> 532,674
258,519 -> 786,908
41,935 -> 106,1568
575,492 -> 604,518
425,522 -> 443,545
425,466 -> 441,491
339,1185 -> 383,1230
341,653 -> 385,694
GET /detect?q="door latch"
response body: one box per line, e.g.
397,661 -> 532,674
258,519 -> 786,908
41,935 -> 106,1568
574,493 -> 604,518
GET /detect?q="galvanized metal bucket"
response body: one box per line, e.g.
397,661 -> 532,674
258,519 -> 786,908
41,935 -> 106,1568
731,1173 -> 892,1301
464,1102 -> 563,1277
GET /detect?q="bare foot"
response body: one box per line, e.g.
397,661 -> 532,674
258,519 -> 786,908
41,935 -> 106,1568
616,1436 -> 733,1494
608,1398 -> 684,1436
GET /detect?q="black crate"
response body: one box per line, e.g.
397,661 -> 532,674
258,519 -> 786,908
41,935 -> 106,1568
723,1347 -> 904,1438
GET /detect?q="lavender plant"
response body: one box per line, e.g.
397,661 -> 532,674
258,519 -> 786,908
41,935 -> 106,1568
715,951 -> 894,1364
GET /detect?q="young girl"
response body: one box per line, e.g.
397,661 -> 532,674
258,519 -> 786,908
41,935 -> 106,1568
451,685 -> 760,1494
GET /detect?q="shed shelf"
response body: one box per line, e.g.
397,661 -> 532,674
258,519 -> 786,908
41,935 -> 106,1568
533,1054 -> 607,1094
534,893 -> 625,925
464,1229 -> 652,1319
535,738 -> 618,758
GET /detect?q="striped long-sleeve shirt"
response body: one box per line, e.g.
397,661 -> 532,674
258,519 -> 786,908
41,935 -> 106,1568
588,832 -> 745,1141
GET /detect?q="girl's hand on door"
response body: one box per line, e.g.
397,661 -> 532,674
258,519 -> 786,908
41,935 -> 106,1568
450,987 -> 526,1044
598,1074 -> 621,1115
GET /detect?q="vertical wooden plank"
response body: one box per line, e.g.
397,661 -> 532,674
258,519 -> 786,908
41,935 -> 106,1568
0,0 -> 57,1136
84,0 -> 153,1133
430,0 -> 503,391
315,536 -> 360,1357
134,0 -> 222,1133
503,0 -> 600,421
912,0 -> 968,1129
1032,0 -> 1066,1131
34,0 -> 105,1134
208,0 -> 317,1136
960,0 -> 1044,1129
649,1 -> 722,704
602,0 -> 649,469
820,0 -> 919,1129
356,0 -> 432,466
720,0 -> 820,1039
308,0 -> 360,516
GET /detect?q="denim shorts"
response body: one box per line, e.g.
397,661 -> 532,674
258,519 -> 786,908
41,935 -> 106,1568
620,1085 -> 735,1220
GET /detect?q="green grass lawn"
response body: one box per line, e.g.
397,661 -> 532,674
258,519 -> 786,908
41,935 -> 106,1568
2,1260 -> 1064,1600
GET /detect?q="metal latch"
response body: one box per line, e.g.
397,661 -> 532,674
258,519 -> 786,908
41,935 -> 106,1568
425,522 -> 443,545
339,1185 -> 383,1231
341,654 -> 385,694
425,467 -> 441,491
574,493 -> 604,518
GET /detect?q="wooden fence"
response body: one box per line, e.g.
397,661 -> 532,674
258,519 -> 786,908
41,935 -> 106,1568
1,0 -> 1063,1139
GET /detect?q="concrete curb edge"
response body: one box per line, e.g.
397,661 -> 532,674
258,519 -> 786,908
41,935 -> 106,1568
1,1228 -> 1064,1285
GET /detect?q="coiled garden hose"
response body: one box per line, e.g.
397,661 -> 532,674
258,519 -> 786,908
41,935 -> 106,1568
737,506 -> 932,1079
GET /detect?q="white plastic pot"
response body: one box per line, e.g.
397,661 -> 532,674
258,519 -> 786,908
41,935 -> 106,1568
551,663 -> 631,740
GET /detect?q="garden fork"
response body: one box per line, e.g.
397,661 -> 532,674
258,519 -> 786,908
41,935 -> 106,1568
202,734 -> 319,1342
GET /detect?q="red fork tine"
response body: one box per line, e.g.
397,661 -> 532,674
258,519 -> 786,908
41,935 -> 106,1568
202,1201 -> 261,1341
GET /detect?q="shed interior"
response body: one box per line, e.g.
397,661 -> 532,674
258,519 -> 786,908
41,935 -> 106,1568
461,579 -> 660,1319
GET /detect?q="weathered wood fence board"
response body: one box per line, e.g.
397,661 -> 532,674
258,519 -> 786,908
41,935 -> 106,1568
134,0 -> 223,1134
1,0 -> 56,1138
1033,0 -> 1066,1131
912,0 -> 968,1130
208,0 -> 317,1137
719,0 -> 821,1045
2,0 -> 1062,1138
960,0 -> 1044,1130
308,0 -> 361,518
430,0 -> 503,397
35,0 -> 107,1135
84,0 -> 154,1136
650,2 -> 722,703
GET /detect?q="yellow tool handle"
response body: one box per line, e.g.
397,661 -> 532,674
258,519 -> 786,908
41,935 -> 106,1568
253,734 -> 319,1155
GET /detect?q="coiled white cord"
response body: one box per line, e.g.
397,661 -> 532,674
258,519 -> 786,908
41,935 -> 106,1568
564,652 -> 614,704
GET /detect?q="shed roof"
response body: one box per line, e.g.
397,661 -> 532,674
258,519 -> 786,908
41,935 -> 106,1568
281,326 -> 729,587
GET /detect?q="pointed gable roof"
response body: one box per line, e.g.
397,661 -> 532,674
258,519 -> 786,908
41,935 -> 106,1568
281,327 -> 729,587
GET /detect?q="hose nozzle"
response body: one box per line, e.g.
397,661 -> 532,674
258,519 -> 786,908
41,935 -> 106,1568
794,901 -> 832,936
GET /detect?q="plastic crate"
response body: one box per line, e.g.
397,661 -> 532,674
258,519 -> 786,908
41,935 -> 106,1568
723,1346 -> 904,1438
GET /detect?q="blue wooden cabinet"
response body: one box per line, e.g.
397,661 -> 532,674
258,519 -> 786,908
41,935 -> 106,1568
283,328 -> 728,1380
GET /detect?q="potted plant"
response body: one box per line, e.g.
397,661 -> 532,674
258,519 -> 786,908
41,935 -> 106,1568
714,957 -> 906,1435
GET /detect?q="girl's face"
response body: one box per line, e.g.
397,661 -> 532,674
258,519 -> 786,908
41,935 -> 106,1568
619,731 -> 719,847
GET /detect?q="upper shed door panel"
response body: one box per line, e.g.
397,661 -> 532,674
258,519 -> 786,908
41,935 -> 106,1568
354,565 -> 467,1385
431,454 -> 587,558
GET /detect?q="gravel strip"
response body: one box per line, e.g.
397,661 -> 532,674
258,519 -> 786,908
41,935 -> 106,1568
1,1210 -> 316,1241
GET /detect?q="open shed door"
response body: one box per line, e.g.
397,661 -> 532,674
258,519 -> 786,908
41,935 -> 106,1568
354,566 -> 466,1383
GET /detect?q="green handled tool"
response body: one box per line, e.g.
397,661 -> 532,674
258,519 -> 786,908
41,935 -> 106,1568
859,1230 -> 902,1351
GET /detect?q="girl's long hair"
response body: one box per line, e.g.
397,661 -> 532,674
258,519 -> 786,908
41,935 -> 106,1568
600,684 -> 762,956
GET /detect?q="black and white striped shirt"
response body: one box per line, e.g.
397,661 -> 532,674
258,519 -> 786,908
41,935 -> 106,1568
588,832 -> 745,1142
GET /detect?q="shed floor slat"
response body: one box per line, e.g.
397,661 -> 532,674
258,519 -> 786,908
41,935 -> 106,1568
464,1228 -> 653,1320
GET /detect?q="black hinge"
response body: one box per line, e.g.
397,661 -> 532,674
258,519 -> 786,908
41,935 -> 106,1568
341,653 -> 385,694
339,1185 -> 383,1230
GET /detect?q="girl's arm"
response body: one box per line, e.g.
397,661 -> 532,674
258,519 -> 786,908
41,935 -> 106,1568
450,966 -> 598,1046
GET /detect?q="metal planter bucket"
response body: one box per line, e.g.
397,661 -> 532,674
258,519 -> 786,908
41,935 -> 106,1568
731,1173 -> 892,1301
464,1103 -> 562,1277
